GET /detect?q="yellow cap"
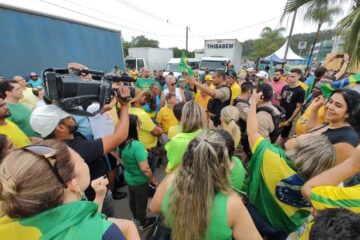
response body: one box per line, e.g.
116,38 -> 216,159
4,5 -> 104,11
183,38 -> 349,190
205,75 -> 213,81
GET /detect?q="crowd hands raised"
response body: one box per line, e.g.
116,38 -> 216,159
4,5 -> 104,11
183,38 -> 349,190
0,57 -> 359,240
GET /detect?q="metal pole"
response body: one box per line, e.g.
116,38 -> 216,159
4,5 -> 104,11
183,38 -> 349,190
284,10 -> 297,61
186,26 -> 189,52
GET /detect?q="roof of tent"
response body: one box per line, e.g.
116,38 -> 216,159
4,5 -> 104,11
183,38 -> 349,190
264,40 -> 304,61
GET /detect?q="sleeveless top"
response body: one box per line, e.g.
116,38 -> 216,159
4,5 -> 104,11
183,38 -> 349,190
163,88 -> 183,103
162,185 -> 233,240
230,156 -> 246,193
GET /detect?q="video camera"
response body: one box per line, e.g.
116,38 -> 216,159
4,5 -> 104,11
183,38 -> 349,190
42,68 -> 135,116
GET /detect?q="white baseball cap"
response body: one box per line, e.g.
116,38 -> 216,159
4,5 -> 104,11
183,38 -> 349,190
30,105 -> 71,137
256,70 -> 269,79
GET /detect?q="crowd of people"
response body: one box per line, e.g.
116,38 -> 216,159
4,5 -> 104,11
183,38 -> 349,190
0,55 -> 359,240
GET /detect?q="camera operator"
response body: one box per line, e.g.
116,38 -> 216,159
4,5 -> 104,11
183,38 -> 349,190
30,68 -> 131,218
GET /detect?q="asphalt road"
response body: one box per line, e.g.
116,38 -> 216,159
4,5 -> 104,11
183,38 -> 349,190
113,164 -> 166,239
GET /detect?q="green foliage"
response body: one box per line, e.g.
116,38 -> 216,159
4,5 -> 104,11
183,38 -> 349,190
282,0 -> 360,67
242,29 -> 335,61
123,35 -> 159,56
337,1 -> 360,67
288,29 -> 335,56
242,27 -> 286,61
172,47 -> 194,58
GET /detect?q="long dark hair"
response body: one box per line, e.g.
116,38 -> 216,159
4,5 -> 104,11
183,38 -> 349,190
118,114 -> 139,151
330,88 -> 360,134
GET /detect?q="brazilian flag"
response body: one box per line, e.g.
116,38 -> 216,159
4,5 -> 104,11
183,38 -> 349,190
178,50 -> 193,76
320,73 -> 360,99
0,201 -> 124,240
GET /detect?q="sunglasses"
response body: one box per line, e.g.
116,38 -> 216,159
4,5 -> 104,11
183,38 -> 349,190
170,83 -> 176,86
22,145 -> 67,188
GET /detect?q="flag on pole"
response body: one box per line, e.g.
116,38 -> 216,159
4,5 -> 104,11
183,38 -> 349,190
268,60 -> 275,79
320,73 -> 360,99
178,50 -> 193,76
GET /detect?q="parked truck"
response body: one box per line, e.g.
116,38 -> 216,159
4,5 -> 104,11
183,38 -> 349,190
200,39 -> 243,73
0,5 -> 125,78
125,47 -> 173,72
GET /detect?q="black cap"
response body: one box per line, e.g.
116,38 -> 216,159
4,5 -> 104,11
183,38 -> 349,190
226,70 -> 237,79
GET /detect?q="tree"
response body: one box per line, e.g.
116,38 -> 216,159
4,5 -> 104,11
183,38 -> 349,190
283,0 -> 360,67
242,27 -> 285,61
131,35 -> 159,48
304,4 -> 342,66
337,0 -> 360,67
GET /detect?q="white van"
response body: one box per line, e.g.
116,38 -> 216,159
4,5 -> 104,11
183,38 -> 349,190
163,58 -> 200,77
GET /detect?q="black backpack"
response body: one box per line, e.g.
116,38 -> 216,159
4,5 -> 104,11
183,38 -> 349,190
207,84 -> 231,126
256,105 -> 287,143
233,97 -> 250,134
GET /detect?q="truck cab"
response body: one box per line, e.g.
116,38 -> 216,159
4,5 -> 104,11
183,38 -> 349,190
199,57 -> 230,80
125,57 -> 147,72
163,58 -> 200,77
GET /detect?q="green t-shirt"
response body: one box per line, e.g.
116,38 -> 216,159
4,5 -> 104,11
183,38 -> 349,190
135,77 -> 160,92
120,140 -> 149,186
230,156 -> 246,194
6,103 -> 40,137
165,129 -> 202,173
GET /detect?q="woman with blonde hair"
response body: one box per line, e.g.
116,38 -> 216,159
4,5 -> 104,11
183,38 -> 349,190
150,130 -> 262,240
0,140 -> 139,240
165,101 -> 207,173
221,106 -> 241,147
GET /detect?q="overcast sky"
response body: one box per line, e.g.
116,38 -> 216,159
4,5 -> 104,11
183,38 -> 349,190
0,0 -> 353,50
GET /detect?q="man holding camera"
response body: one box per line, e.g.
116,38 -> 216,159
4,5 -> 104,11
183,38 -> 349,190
30,63 -> 131,218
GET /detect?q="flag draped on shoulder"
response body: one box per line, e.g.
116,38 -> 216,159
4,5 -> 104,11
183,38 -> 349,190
320,73 -> 360,99
178,50 -> 193,76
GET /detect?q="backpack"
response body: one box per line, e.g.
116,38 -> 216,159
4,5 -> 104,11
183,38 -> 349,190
233,97 -> 250,134
207,84 -> 231,126
256,105 -> 287,143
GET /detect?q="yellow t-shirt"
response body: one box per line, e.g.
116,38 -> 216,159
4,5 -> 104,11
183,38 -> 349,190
295,104 -> 326,136
298,184 -> 360,240
310,184 -> 360,213
130,70 -> 138,80
0,119 -> 31,147
156,105 -> 178,133
195,92 -> 211,110
168,125 -> 180,139
230,82 -> 241,105
20,88 -> 38,109
129,107 -> 157,149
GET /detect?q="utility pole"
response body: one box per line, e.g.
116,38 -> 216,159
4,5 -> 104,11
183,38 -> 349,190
186,26 -> 189,52
284,10 -> 297,61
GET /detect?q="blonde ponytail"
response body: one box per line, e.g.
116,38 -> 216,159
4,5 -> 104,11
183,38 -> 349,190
221,106 -> 241,147
170,130 -> 231,240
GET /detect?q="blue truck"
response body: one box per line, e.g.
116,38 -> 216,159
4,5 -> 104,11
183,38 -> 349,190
0,5 -> 125,79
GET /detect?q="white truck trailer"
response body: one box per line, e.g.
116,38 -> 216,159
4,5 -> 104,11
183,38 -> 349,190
125,47 -> 173,72
201,39 -> 243,72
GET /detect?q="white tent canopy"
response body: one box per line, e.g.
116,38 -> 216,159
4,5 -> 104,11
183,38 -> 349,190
265,40 -> 304,61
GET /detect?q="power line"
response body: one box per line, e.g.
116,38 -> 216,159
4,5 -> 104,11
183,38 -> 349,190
64,0 -> 151,30
39,0 -> 190,38
114,0 -> 184,30
203,15 -> 282,37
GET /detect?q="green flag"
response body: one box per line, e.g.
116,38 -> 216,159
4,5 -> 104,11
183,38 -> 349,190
178,50 -> 193,76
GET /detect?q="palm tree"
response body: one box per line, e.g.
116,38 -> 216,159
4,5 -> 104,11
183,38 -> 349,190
304,4 -> 342,66
337,0 -> 360,67
260,27 -> 286,41
259,27 -> 286,56
283,0 -> 360,67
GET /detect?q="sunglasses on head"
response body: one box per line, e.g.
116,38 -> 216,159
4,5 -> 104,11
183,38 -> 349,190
21,145 -> 67,188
